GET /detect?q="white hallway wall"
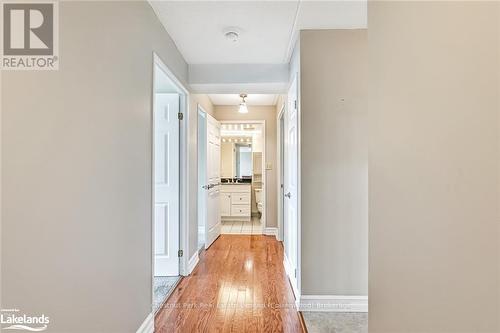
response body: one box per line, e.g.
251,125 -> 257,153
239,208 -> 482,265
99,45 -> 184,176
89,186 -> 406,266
368,1 -> 500,332
1,1 -> 190,332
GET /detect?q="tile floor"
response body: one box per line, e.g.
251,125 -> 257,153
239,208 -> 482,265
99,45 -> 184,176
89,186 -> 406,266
221,216 -> 263,234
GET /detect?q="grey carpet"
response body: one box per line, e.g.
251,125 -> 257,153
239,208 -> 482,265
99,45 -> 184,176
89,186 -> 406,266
302,312 -> 368,333
153,276 -> 180,312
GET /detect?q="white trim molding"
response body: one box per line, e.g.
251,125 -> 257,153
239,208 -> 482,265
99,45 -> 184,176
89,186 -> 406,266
297,295 -> 368,312
263,227 -> 278,238
187,251 -> 200,275
136,313 -> 154,333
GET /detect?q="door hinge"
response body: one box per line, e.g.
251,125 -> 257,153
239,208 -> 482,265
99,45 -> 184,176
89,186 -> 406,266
294,100 -> 297,110
178,250 -> 183,257
178,112 -> 184,120
294,269 -> 297,278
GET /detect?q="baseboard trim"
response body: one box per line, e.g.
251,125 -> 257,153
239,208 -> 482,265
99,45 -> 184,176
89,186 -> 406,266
297,295 -> 368,312
187,251 -> 199,274
263,227 -> 278,238
136,312 -> 154,333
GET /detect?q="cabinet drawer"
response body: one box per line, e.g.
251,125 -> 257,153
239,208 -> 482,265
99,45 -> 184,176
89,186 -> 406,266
231,204 -> 250,217
231,193 -> 250,205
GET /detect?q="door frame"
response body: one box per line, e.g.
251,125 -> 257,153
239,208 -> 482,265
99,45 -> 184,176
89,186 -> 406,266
151,53 -> 190,311
277,104 -> 285,242
219,120 -> 267,230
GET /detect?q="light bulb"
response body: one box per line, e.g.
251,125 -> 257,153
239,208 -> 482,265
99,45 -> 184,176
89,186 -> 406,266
238,102 -> 248,114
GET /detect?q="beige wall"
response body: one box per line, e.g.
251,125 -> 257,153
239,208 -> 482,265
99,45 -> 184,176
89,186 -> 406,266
300,30 -> 368,295
368,2 -> 500,332
1,1 -> 188,332
188,94 -> 214,258
214,106 -> 278,228
220,142 -> 235,178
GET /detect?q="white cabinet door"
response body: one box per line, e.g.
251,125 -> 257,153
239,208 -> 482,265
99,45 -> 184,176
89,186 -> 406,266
154,93 -> 179,277
284,77 -> 299,291
206,115 -> 221,248
220,193 -> 231,216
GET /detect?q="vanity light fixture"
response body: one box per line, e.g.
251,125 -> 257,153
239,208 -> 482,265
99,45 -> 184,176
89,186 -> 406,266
238,94 -> 249,114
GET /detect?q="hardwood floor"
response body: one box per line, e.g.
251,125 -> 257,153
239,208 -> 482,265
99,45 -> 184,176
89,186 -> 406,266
154,235 -> 303,333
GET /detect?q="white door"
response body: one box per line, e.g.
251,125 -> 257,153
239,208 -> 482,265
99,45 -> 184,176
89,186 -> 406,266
205,115 -> 221,248
197,109 -> 207,250
284,77 -> 299,291
154,93 -> 180,276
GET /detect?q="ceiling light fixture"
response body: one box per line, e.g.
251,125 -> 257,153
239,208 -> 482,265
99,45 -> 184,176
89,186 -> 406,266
238,94 -> 248,114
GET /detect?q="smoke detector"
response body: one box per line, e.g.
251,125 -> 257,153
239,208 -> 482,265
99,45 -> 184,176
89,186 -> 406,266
223,28 -> 241,42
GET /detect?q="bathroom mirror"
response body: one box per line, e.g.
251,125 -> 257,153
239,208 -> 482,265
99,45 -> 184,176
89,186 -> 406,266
220,138 -> 253,179
235,144 -> 252,177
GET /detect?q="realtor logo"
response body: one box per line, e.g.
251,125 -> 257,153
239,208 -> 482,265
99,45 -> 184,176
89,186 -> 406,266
1,2 -> 59,70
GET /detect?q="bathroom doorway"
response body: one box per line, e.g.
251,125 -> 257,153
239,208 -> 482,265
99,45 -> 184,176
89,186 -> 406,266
219,120 -> 266,235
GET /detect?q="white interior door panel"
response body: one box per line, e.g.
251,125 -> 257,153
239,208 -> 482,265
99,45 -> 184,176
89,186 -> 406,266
205,115 -> 221,248
154,93 -> 180,276
284,77 -> 299,292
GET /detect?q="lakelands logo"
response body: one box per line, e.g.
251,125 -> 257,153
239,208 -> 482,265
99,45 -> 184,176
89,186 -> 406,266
1,309 -> 50,331
1,1 -> 59,70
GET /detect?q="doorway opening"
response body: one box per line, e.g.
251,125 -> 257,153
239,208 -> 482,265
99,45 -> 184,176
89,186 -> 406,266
219,120 -> 266,235
152,54 -> 188,313
196,95 -> 278,250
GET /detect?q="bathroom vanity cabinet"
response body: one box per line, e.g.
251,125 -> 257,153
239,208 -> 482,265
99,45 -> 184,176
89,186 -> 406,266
220,184 -> 251,221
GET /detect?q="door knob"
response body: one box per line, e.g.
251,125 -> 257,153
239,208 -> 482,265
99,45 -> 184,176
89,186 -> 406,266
285,192 -> 291,199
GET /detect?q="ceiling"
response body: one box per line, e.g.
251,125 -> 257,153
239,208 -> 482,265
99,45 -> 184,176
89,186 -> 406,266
149,1 -> 367,65
208,94 -> 278,106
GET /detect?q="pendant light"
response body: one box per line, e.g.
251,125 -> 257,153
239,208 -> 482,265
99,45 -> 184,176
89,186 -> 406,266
238,94 -> 248,114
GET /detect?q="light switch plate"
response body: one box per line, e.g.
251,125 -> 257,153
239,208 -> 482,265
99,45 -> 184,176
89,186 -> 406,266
266,163 -> 272,170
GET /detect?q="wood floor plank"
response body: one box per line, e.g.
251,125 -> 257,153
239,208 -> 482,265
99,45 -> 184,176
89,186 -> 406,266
154,235 -> 303,333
